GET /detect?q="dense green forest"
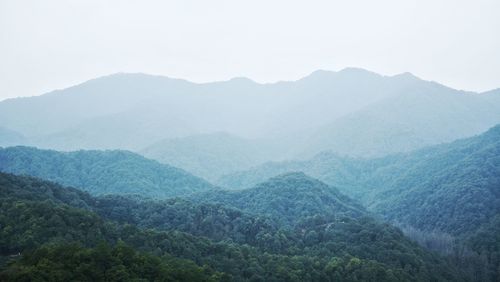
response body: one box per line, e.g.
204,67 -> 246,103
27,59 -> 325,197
190,172 -> 365,227
1,242 -> 225,282
465,215 -> 500,281
215,126 -> 500,281
0,126 -> 499,281
0,172 -> 464,281
0,146 -> 214,198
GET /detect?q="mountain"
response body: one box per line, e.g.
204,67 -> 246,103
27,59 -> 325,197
0,73 -> 193,137
299,82 -> 500,158
192,172 -> 366,227
363,124 -> 500,236
3,68 -> 497,156
2,69 -> 416,139
217,153 -> 363,195
0,172 -> 227,280
140,132 -> 290,181
0,172 -> 465,281
0,127 -> 26,147
0,146 -> 214,198
33,106 -> 194,151
218,125 -> 500,237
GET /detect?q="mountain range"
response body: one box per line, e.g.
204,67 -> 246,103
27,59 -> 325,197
0,171 -> 464,281
218,125 -> 500,239
2,69 -> 499,179
1,67 -> 500,281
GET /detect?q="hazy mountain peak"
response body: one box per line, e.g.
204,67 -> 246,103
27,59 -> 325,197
227,76 -> 256,84
306,69 -> 336,77
1,67 -> 499,155
300,67 -> 382,84
338,67 -> 381,77
89,72 -> 191,85
391,71 -> 420,80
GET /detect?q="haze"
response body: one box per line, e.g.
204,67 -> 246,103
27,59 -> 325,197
1,0 -> 499,100
1,1 -> 500,281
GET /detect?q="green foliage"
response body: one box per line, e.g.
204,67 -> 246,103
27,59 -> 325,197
193,172 -> 365,227
0,199 -> 109,254
0,172 -> 463,281
1,242 -> 224,282
216,126 -> 500,281
0,146 -> 214,198
219,125 -> 500,237
97,193 -> 458,281
97,195 -> 287,249
466,215 -> 500,282
364,125 -> 500,237
323,256 -> 407,282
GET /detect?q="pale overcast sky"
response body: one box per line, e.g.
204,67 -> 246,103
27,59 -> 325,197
0,0 -> 499,100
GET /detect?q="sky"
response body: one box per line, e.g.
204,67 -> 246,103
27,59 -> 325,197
0,0 -> 499,100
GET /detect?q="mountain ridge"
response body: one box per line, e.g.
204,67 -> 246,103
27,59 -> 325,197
191,172 -> 366,227
218,124 -> 500,237
1,68 -> 499,167
0,146 -> 215,198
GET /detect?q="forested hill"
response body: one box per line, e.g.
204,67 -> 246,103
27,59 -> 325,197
0,172 -> 227,281
0,172 -> 464,281
191,172 -> 366,227
363,123 -> 500,236
217,124 -> 500,237
0,146 -> 214,198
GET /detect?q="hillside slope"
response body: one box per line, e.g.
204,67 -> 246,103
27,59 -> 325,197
300,85 -> 500,157
193,172 -> 366,227
140,132 -> 289,181
0,172 -> 464,281
0,146 -> 214,198
219,125 -> 500,236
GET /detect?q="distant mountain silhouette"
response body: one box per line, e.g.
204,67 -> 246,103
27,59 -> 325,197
0,68 -> 499,161
140,132 -> 289,181
0,127 -> 26,147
